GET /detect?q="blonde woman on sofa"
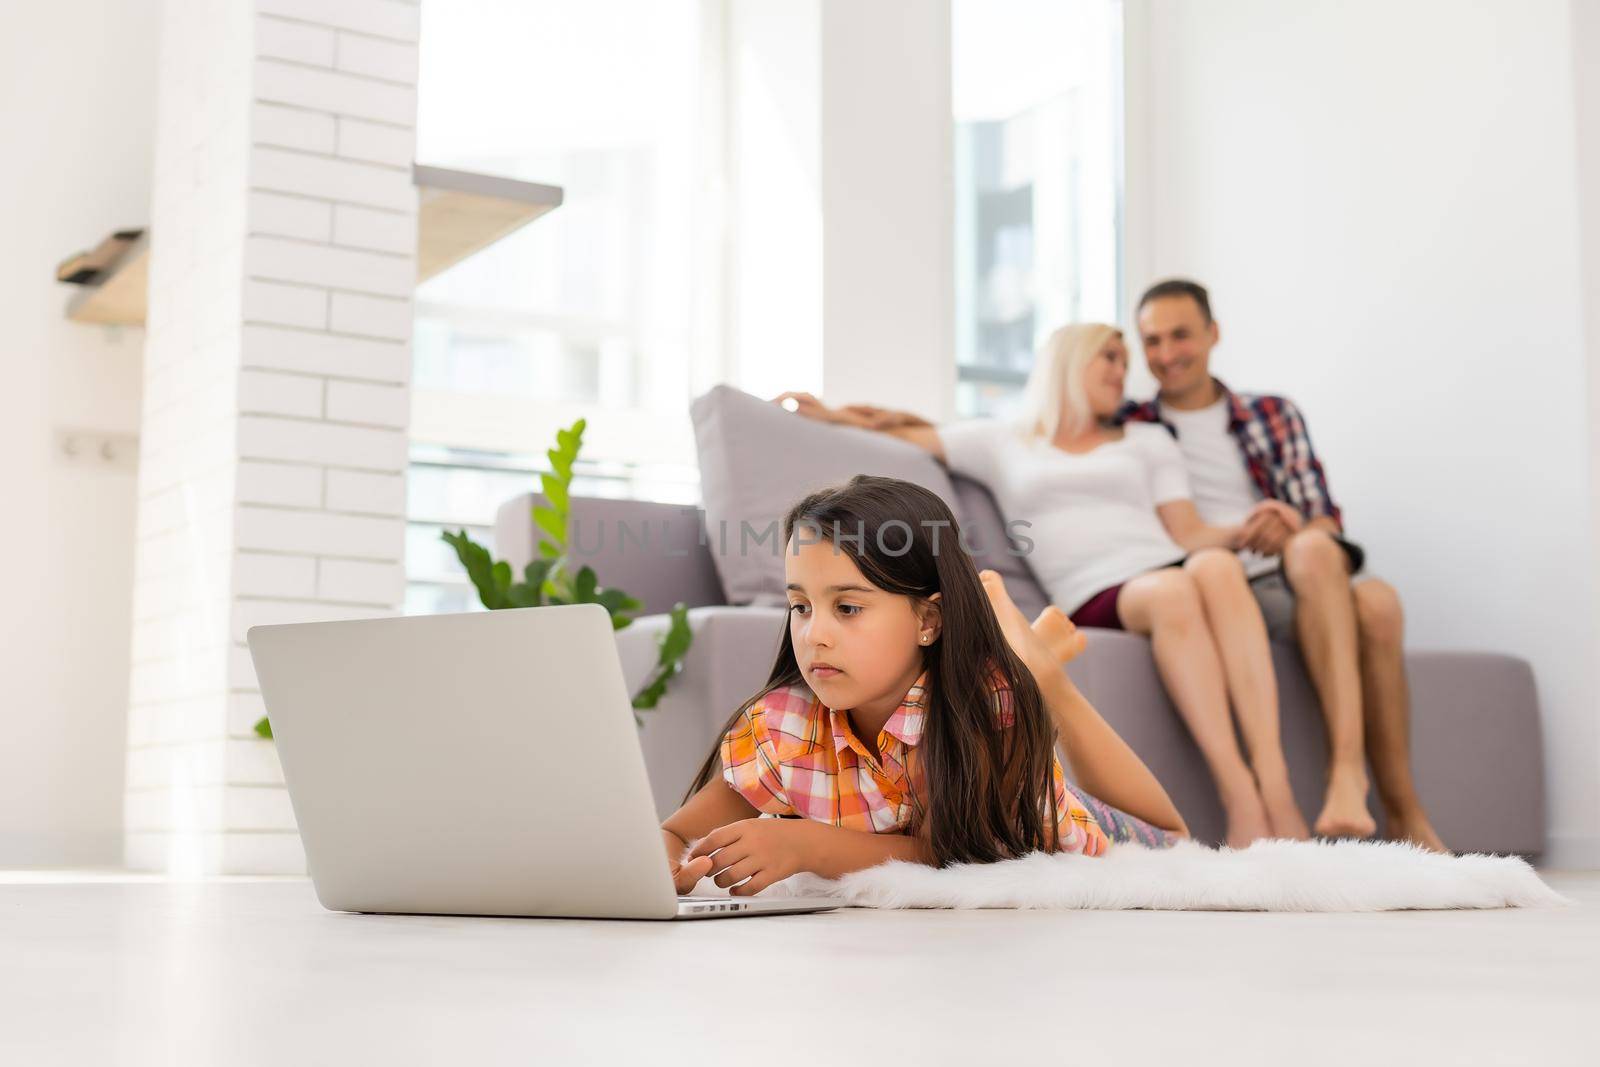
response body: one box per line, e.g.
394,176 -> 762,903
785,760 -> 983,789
776,324 -> 1309,847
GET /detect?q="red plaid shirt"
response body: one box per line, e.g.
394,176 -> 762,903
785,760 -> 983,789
1119,378 -> 1343,529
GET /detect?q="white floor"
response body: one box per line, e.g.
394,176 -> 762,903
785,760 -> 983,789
5,870 -> 1598,1066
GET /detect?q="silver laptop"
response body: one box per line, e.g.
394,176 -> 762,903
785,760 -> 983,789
247,603 -> 836,921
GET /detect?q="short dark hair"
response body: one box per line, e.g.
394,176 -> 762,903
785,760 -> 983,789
1137,278 -> 1213,324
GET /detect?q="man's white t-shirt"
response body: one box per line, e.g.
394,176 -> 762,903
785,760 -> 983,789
937,420 -> 1190,614
1160,399 -> 1276,578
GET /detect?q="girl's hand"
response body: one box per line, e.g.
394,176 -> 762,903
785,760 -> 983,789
687,818 -> 815,897
663,828 -> 714,894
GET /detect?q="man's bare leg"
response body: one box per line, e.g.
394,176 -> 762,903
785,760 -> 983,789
1283,530 -> 1377,838
1353,579 -> 1448,853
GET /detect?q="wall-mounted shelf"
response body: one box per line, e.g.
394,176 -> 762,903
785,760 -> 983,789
414,164 -> 563,282
62,166 -> 564,327
64,232 -> 151,326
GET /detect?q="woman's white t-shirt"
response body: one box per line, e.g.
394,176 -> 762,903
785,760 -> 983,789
937,420 -> 1191,614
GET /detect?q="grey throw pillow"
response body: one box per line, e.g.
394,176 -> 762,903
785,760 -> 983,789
690,385 -> 964,605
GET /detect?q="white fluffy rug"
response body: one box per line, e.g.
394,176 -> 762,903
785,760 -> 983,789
708,839 -> 1567,912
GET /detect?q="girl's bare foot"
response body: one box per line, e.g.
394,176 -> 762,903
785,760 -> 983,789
979,569 -> 1067,685
1031,604 -> 1088,665
1220,781 -> 1274,848
1254,763 -> 1311,840
1313,765 -> 1378,839
1385,811 -> 1450,854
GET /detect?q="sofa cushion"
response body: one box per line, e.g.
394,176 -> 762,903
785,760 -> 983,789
690,385 -> 964,605
947,474 -> 1051,620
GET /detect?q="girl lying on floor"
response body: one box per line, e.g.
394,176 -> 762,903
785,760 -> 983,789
660,475 -> 1188,896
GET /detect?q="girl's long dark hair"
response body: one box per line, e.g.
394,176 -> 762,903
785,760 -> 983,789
685,475 -> 1060,866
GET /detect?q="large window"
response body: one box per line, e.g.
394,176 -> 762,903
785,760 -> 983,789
953,0 -> 1124,417
409,0 -> 719,613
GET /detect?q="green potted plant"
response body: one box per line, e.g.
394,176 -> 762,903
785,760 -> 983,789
254,418 -> 693,738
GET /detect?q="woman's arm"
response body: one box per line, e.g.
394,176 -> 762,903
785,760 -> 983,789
1157,499 -> 1242,553
1041,668 -> 1188,835
884,424 -> 946,460
771,391 -> 946,461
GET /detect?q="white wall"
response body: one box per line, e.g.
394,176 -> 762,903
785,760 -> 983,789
818,0 -> 954,421
1572,0 -> 1600,859
0,1 -> 159,865
125,0 -> 420,876
1127,0 -> 1599,864
726,0 -> 954,421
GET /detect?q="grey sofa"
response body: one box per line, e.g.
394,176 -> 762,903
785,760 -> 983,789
495,481 -> 1545,856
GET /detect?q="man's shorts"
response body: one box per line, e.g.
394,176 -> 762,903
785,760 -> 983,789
1248,536 -> 1370,643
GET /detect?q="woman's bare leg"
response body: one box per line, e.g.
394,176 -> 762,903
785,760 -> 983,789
1184,550 -> 1310,841
1118,568 -> 1272,847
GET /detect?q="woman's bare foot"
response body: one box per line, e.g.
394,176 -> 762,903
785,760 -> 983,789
1220,780 -> 1274,848
1313,766 -> 1378,839
979,570 -> 1064,685
1385,811 -> 1450,854
1253,763 -> 1311,840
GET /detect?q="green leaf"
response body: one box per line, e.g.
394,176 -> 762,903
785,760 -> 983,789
657,602 -> 693,663
441,529 -> 507,610
533,505 -> 566,550
491,560 -> 512,596
595,586 -> 642,620
254,716 -> 273,739
573,565 -> 598,603
503,581 -> 543,608
631,603 -> 694,710
539,472 -> 569,514
547,448 -> 573,482
631,675 -> 670,710
522,558 -> 554,589
538,541 -> 560,559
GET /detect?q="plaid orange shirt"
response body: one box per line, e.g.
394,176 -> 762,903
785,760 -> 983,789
720,671 -> 1110,857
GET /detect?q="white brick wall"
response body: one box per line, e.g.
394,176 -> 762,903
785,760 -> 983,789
127,0 -> 419,876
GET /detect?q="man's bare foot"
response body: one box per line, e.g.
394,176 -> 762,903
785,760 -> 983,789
1254,766 -> 1311,840
979,570 -> 1063,686
1220,782 -> 1274,849
1385,811 -> 1450,854
1313,766 -> 1378,839
1031,604 -> 1088,665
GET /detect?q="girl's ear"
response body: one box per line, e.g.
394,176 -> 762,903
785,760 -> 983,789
917,592 -> 943,646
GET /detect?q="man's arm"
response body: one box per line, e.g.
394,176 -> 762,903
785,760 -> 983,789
1277,398 -> 1343,532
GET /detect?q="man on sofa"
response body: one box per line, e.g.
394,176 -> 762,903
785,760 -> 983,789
1124,278 -> 1444,851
